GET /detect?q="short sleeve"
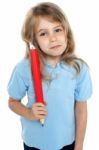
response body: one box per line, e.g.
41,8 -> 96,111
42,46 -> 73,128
74,63 -> 92,101
7,65 -> 28,100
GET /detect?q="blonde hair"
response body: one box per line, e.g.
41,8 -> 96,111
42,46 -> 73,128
21,2 -> 84,79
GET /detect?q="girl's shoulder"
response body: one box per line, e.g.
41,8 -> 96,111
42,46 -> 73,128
74,59 -> 90,82
61,59 -> 89,78
16,58 -> 30,68
13,58 -> 30,77
75,58 -> 89,73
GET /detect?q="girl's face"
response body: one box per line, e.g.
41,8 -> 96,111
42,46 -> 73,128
35,17 -> 67,63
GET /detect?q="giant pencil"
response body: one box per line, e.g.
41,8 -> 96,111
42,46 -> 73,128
30,45 -> 45,126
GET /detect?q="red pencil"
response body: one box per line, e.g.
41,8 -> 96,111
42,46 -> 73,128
30,44 -> 45,126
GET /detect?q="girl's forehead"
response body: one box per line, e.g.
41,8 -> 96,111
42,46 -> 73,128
35,16 -> 61,29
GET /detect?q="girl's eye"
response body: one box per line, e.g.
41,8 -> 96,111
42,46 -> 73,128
55,28 -> 63,32
40,32 -> 48,36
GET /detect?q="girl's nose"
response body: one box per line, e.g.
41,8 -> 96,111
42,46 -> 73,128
49,33 -> 57,42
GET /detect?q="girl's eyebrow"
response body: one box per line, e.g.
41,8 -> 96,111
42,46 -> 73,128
37,25 -> 62,33
54,25 -> 63,29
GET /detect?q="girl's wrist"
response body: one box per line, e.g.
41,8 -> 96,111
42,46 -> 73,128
74,145 -> 83,150
26,108 -> 35,120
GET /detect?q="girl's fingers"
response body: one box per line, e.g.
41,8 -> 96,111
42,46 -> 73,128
32,103 -> 47,120
37,107 -> 46,111
37,115 -> 46,119
33,111 -> 47,120
35,102 -> 45,107
33,103 -> 46,110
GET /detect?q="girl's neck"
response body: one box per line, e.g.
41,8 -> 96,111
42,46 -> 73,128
43,56 -> 61,67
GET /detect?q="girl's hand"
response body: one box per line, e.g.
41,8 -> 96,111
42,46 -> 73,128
30,103 -> 47,121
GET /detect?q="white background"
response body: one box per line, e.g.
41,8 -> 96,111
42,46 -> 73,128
0,0 -> 98,149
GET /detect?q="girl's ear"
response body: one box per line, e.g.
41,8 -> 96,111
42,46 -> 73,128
33,39 -> 38,48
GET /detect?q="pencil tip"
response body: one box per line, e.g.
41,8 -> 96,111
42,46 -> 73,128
40,118 -> 45,126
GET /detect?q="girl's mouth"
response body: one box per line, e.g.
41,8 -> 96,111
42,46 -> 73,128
50,45 -> 61,49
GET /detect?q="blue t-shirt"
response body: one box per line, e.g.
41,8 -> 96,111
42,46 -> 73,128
7,59 -> 92,150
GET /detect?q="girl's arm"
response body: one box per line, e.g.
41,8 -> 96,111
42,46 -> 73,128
74,101 -> 87,150
8,97 -> 47,121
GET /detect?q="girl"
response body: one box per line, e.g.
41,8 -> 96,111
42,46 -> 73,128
7,2 -> 92,150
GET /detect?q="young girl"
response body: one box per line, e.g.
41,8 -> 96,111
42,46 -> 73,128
7,2 -> 92,150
